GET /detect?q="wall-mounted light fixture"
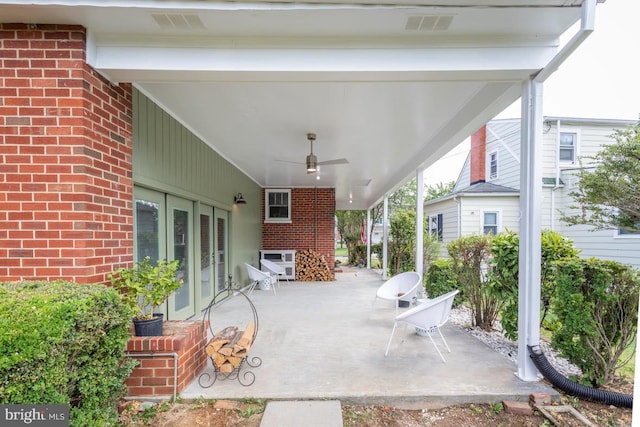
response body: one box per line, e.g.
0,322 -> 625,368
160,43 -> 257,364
234,193 -> 247,204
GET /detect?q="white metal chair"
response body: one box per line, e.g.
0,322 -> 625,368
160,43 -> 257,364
373,272 -> 422,315
260,258 -> 290,288
245,262 -> 276,296
384,289 -> 459,362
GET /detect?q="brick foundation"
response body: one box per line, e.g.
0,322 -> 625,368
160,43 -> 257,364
125,321 -> 207,398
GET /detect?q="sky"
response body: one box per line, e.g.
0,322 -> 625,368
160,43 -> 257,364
424,0 -> 640,187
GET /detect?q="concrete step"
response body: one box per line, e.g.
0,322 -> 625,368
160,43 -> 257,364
259,400 -> 343,427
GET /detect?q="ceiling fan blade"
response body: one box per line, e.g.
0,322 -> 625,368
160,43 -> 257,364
317,158 -> 349,166
274,159 -> 304,165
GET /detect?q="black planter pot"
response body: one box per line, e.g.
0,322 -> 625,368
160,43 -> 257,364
133,313 -> 164,336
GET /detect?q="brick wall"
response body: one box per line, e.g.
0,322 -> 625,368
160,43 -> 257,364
0,24 -> 133,283
262,188 -> 336,278
125,321 -> 207,398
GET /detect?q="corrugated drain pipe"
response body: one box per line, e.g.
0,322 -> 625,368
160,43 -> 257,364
528,345 -> 632,408
125,352 -> 179,401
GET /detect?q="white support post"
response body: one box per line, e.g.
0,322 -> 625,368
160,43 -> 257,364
382,197 -> 389,280
366,209 -> 371,269
517,78 -> 543,381
416,169 -> 424,279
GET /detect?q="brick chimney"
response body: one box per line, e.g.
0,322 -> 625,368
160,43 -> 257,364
470,125 -> 486,185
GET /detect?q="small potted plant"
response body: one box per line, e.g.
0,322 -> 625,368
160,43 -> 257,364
109,256 -> 183,336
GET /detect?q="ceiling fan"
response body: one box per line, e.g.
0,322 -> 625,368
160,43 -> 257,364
302,133 -> 349,174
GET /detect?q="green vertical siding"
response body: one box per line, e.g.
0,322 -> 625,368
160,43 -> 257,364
132,88 -> 262,284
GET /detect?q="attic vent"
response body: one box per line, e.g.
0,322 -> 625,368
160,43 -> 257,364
405,15 -> 453,31
151,13 -> 205,30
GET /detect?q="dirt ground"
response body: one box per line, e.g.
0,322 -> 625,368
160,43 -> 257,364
120,376 -> 634,426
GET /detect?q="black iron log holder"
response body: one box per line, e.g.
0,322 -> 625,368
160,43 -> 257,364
198,288 -> 262,388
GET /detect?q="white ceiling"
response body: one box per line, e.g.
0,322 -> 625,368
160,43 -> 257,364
0,1 -> 589,209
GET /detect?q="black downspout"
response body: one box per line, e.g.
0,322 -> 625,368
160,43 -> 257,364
528,345 -> 632,408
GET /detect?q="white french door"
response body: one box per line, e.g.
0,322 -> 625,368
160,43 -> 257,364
167,195 -> 195,320
214,209 -> 229,294
197,205 -> 215,313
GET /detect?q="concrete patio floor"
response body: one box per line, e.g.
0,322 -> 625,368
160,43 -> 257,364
181,268 -> 557,409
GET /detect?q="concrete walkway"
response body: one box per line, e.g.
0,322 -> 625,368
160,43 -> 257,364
181,268 -> 556,410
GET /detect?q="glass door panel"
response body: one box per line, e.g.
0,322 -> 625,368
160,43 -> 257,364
168,195 -> 195,320
133,188 -> 165,264
198,206 -> 214,312
214,209 -> 229,293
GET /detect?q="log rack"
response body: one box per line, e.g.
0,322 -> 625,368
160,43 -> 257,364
198,288 -> 262,388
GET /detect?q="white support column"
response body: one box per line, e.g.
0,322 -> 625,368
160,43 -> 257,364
382,197 -> 389,280
416,169 -> 424,279
366,209 -> 371,269
517,78 -> 543,381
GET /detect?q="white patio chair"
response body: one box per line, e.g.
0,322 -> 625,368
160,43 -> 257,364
245,262 -> 276,296
384,289 -> 459,362
260,258 -> 290,288
373,271 -> 422,315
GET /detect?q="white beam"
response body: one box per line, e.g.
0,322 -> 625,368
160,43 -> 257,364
416,169 -> 424,279
366,209 -> 371,269
517,78 -> 543,381
382,197 -> 389,280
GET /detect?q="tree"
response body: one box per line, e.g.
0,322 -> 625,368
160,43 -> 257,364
425,181 -> 456,201
335,210 -> 366,264
562,122 -> 640,232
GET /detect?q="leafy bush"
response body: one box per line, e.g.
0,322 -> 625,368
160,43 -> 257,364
447,234 -> 498,330
0,281 -> 136,426
389,208 -> 417,274
490,229 -> 579,340
425,259 -> 461,306
551,258 -> 639,386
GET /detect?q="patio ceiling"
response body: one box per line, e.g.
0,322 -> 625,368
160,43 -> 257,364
1,1 -> 589,209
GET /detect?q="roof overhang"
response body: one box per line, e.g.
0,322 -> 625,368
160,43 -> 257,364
0,1 -> 594,209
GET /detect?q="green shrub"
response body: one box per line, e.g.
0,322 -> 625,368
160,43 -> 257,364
490,229 -> 579,340
551,258 -> 639,387
447,234 -> 498,331
425,259 -> 461,306
0,281 -> 136,426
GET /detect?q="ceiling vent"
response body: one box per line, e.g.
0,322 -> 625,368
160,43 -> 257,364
405,15 -> 453,31
151,13 -> 205,30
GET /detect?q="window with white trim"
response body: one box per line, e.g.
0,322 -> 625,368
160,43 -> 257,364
559,132 -> 577,163
617,221 -> 640,238
429,214 -> 443,242
488,150 -> 498,180
482,211 -> 499,235
265,189 -> 291,222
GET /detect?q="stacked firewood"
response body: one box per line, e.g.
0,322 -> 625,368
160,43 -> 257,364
295,249 -> 332,281
205,322 -> 255,373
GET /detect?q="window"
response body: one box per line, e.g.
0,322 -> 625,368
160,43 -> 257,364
265,189 -> 291,222
488,151 -> 498,180
482,211 -> 498,235
559,132 -> 577,163
617,221 -> 640,238
429,214 -> 443,242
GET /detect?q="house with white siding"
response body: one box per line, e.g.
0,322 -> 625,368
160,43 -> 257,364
425,117 -> 640,270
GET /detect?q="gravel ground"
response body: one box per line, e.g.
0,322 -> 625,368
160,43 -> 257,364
449,305 -> 582,378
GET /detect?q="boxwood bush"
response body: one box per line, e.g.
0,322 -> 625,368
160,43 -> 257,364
424,259 -> 462,306
551,258 -> 639,386
0,281 -> 136,426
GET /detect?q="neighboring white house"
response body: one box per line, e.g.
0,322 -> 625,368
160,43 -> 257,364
425,116 -> 640,269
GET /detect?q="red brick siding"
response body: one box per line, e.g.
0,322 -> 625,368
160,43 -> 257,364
125,321 -> 207,398
0,24 -> 133,283
262,188 -> 336,278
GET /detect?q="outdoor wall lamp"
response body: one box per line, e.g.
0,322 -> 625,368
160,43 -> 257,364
234,193 -> 247,204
